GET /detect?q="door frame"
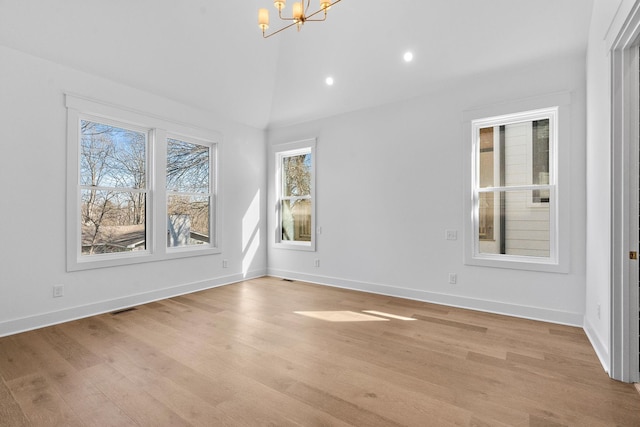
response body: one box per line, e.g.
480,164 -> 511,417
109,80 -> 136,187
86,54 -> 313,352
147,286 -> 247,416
611,1 -> 640,383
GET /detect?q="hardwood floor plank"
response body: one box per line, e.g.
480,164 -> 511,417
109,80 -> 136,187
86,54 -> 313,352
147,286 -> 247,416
0,377 -> 29,427
39,326 -> 102,371
6,373 -> 84,426
0,336 -> 41,382
411,313 -> 489,333
82,363 -> 191,427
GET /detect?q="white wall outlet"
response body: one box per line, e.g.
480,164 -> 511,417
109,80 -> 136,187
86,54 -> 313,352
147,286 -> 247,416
597,304 -> 601,319
53,284 -> 64,298
445,230 -> 458,240
314,259 -> 320,267
222,259 -> 228,268
316,226 -> 322,234
448,273 -> 457,284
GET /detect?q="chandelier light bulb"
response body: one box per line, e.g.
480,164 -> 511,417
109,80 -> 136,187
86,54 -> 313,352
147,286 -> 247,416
293,2 -> 303,19
258,9 -> 270,30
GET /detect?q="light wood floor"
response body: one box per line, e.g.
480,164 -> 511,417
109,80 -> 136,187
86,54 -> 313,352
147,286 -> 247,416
1,276 -> 639,426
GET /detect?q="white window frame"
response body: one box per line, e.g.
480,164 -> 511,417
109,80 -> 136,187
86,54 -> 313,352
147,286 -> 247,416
463,93 -> 570,273
66,94 -> 221,271
274,139 -> 316,251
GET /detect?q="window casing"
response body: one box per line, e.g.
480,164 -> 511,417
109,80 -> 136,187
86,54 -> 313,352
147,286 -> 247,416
66,95 -> 220,271
274,139 -> 316,251
464,97 -> 570,273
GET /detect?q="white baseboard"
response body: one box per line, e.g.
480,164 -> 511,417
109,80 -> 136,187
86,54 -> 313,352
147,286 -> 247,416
0,269 -> 266,338
583,316 -> 610,374
267,269 -> 584,327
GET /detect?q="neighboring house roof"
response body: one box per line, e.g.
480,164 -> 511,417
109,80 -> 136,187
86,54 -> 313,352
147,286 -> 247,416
82,224 -> 209,249
82,224 -> 145,249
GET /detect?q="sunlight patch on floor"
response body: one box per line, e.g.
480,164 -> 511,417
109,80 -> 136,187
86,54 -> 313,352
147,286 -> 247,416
362,310 -> 417,321
294,310 -> 417,322
294,311 -> 390,322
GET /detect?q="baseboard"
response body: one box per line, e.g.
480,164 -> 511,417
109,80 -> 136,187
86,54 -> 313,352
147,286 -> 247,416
267,269 -> 583,327
0,269 -> 266,338
583,315 -> 610,374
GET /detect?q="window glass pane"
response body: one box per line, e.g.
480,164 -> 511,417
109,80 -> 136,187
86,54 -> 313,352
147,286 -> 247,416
167,138 -> 210,193
80,120 -> 146,189
167,195 -> 210,247
81,189 -> 146,255
480,120 -> 550,189
479,192 -> 495,241
282,154 -> 311,197
532,119 -> 550,203
478,190 -> 550,257
502,122 -> 535,186
281,199 -> 311,242
478,127 -> 495,188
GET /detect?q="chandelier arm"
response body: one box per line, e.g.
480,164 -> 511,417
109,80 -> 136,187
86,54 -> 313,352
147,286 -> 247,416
263,20 -> 300,38
278,8 -> 299,21
305,0 -> 342,20
303,10 -> 327,21
304,17 -> 327,22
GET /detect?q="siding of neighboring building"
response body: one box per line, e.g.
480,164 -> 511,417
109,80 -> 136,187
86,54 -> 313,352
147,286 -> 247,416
504,122 -> 550,257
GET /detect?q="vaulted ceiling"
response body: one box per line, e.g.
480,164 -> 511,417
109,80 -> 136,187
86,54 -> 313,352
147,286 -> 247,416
0,1 -> 594,129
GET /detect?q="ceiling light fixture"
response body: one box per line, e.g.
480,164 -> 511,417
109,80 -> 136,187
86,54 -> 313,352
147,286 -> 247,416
325,76 -> 334,86
258,0 -> 342,38
403,51 -> 414,62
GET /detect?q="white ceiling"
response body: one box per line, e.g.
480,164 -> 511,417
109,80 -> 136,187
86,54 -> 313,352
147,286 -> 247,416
0,0 -> 594,129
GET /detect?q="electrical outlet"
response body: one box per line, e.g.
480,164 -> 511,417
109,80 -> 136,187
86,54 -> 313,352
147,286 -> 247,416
222,259 -> 228,268
53,285 -> 64,298
597,304 -> 601,319
445,230 -> 458,240
448,273 -> 457,284
314,259 -> 320,268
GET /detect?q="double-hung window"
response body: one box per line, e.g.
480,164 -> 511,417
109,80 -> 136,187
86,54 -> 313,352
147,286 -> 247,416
274,139 -> 316,251
66,95 -> 220,271
464,95 -> 570,272
166,137 -> 214,249
79,119 -> 149,256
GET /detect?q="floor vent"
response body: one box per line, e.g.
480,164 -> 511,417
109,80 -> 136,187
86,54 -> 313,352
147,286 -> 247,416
282,278 -> 295,282
111,307 -> 137,315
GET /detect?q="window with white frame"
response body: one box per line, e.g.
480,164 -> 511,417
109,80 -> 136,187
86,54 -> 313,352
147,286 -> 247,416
166,137 -> 213,249
66,95 -> 220,271
274,139 -> 316,251
465,103 -> 568,272
79,119 -> 149,256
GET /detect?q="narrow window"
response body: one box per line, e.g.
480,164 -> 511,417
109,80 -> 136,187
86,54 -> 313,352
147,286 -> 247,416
166,137 -> 213,248
275,139 -> 316,250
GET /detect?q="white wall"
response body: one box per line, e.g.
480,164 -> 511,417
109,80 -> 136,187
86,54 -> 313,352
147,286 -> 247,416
267,53 -> 587,326
0,46 -> 267,337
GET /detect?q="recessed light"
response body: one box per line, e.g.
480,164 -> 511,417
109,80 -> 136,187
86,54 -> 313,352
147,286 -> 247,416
325,76 -> 334,86
403,51 -> 414,62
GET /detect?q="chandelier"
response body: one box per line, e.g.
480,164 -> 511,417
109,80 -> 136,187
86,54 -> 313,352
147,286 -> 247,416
258,0 -> 342,38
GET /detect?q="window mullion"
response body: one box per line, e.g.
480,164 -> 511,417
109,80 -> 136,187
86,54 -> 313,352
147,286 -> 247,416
154,128 -> 167,256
